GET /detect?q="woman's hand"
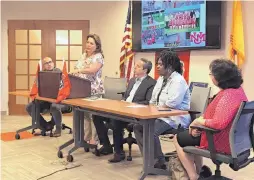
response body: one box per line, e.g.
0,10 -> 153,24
188,121 -> 196,135
188,117 -> 204,136
190,128 -> 201,137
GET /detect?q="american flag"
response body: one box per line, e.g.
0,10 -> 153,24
119,0 -> 134,81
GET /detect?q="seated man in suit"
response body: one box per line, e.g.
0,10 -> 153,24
26,57 -> 69,137
93,58 -> 156,163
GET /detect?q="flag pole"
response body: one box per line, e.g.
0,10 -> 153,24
39,59 -> 42,71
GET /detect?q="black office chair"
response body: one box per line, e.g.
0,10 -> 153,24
32,105 -> 72,137
102,77 -> 138,161
162,86 -> 211,161
189,82 -> 209,94
183,101 -> 254,180
121,123 -> 137,161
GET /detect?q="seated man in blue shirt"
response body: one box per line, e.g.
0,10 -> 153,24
133,50 -> 191,170
93,58 -> 156,163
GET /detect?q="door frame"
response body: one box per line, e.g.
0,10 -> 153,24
8,20 -> 89,115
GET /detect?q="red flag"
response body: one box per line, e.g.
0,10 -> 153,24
30,60 -> 42,100
56,60 -> 71,103
154,51 -> 190,83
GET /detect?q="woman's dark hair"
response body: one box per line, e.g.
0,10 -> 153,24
86,34 -> 104,57
156,49 -> 183,75
209,59 -> 243,89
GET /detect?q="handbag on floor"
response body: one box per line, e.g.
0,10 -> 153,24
168,151 -> 189,180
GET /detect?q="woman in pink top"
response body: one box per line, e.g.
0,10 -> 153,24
173,59 -> 248,180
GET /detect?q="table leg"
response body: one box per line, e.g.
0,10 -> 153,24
34,100 -> 41,128
140,121 -> 150,180
148,120 -> 155,168
140,120 -> 169,180
58,108 -> 96,161
146,119 -> 169,176
16,125 -> 34,133
67,108 -> 81,154
16,100 -> 40,134
58,138 -> 74,151
57,107 -> 79,157
77,110 -> 84,146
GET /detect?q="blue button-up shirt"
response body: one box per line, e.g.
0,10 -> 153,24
150,72 -> 191,129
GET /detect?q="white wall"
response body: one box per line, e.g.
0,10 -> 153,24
1,1 -> 254,113
1,1 -> 128,112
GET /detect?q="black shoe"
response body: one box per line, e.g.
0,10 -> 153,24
148,162 -> 166,175
45,122 -> 54,131
154,161 -> 167,170
95,146 -> 113,155
199,165 -> 212,178
52,130 -> 61,137
108,153 -> 126,163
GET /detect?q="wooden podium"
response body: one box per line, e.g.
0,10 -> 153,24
38,72 -> 91,99
68,74 -> 91,99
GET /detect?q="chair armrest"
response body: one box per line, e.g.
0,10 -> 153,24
188,110 -> 201,115
190,125 -> 220,164
190,125 -> 220,134
242,109 -> 254,114
188,110 -> 201,121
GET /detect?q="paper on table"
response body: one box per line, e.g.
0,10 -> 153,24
126,105 -> 147,108
82,97 -> 107,101
82,98 -> 96,101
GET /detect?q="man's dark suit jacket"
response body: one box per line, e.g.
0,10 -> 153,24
92,75 -> 156,151
123,76 -> 156,105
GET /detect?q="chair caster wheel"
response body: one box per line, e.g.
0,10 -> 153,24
15,133 -> 20,140
94,149 -> 100,156
165,156 -> 169,162
127,156 -> 132,161
67,155 -> 73,162
41,131 -> 46,136
69,130 -> 72,134
84,148 -> 89,152
57,151 -> 63,158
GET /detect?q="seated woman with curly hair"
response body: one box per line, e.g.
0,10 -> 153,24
173,59 -> 248,180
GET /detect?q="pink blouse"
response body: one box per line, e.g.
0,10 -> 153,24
199,87 -> 248,154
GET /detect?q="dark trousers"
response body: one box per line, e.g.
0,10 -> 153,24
26,101 -> 53,129
133,119 -> 173,164
93,115 -> 128,154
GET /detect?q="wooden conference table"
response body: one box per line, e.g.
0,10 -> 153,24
9,91 -> 188,180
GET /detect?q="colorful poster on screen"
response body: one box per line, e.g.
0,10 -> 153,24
141,0 -> 206,49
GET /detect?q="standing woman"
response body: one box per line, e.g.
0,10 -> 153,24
70,34 -> 105,145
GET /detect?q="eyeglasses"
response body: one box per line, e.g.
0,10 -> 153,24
44,61 -> 53,65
